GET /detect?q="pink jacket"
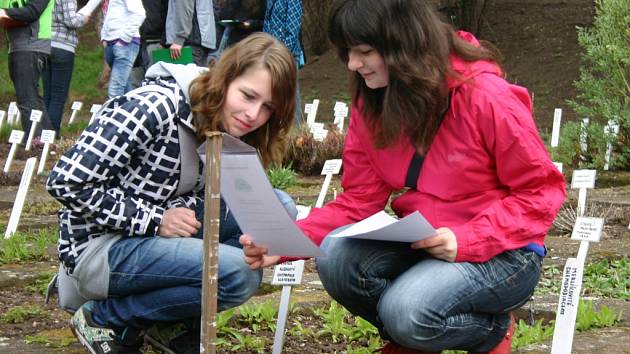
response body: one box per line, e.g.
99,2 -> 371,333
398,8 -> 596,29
295,35 -> 566,263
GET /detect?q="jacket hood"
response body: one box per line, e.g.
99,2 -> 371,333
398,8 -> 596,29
447,31 -> 503,90
145,62 -> 208,102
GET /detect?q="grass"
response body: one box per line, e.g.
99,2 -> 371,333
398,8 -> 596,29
0,227 -> 57,264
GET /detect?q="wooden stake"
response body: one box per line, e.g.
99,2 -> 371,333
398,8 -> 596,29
200,132 -> 222,354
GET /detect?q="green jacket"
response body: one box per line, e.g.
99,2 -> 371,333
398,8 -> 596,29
1,0 -> 53,53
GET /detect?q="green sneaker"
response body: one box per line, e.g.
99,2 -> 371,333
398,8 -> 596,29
70,302 -> 143,354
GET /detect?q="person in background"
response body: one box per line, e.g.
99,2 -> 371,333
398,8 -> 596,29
216,0 -> 265,50
0,0 -> 54,141
47,33 -> 297,354
42,0 -> 99,138
100,0 -> 145,98
128,0 -> 168,90
241,0 -> 566,353
165,0 -> 216,67
263,0 -> 305,125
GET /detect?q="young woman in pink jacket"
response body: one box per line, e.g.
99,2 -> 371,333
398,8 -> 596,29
242,0 -> 566,352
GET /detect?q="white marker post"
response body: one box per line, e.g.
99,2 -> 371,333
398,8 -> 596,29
310,122 -> 328,142
24,109 -> 43,151
37,130 -> 56,174
333,102 -> 348,131
3,130 -> 25,173
551,216 -> 603,354
603,120 -> 619,171
88,104 -> 102,126
315,159 -> 343,208
0,110 -> 5,131
68,101 -> 83,124
550,169 -> 598,354
271,260 -> 306,354
305,99 -> 320,128
4,157 -> 37,238
552,162 -> 563,173
580,118 -> 589,155
550,108 -> 562,148
7,101 -> 18,125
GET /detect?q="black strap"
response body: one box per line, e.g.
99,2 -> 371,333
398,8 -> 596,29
404,93 -> 452,190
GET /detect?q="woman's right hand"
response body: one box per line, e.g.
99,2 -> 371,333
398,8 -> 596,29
240,235 -> 280,269
157,207 -> 201,237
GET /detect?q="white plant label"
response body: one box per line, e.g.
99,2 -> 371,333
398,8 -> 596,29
0,110 -> 5,129
29,109 -> 42,123
41,129 -> 56,144
306,99 -> 320,127
603,120 -> 620,171
309,122 -> 324,134
4,130 -> 25,174
71,101 -> 83,110
304,103 -> 312,114
8,101 -> 18,115
5,158 -> 37,238
271,260 -> 305,286
89,104 -> 102,125
552,162 -> 563,173
570,169 -> 596,189
321,159 -> 342,175
550,257 -> 584,354
8,130 -> 24,144
571,217 -> 603,243
551,108 -> 562,147
312,129 -> 327,142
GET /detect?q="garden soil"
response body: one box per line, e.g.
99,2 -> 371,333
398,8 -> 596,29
2,0 -> 630,353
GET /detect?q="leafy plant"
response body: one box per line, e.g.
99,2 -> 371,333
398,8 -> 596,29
1,305 -> 47,324
314,301 -> 351,342
576,300 -> 621,331
25,271 -> 56,295
511,318 -> 554,349
236,301 -> 278,333
567,0 -> 630,170
267,164 -> 298,190
228,331 -> 267,353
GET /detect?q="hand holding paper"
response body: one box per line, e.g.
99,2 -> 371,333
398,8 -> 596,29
331,210 -> 436,242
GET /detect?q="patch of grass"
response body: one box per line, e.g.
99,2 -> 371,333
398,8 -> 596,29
60,120 -> 90,138
0,121 -> 21,143
0,227 -> 57,264
1,305 -> 47,324
25,329 -> 77,348
22,199 -> 62,217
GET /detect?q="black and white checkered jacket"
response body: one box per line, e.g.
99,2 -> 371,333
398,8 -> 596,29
47,78 -> 202,273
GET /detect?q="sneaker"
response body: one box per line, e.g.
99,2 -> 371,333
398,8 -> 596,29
144,321 -> 200,354
375,342 -> 438,354
70,302 -> 143,354
473,313 -> 516,354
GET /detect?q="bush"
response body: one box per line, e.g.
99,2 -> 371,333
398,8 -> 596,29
266,164 -> 298,190
549,120 -> 615,169
284,125 -> 345,175
567,0 -> 630,170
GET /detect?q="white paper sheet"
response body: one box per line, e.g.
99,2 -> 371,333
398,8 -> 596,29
331,210 -> 436,242
218,135 -> 324,257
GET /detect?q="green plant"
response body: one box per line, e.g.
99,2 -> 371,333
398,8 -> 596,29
0,121 -> 20,142
1,305 -> 47,324
25,271 -> 56,295
267,164 -> 298,190
582,258 -> 630,299
511,318 -> 554,349
576,300 -> 621,331
61,120 -> 90,138
25,329 -> 77,348
0,228 -> 57,264
567,0 -> 630,171
236,301 -> 278,333
314,301 -> 351,343
348,316 -> 379,342
228,332 -> 267,353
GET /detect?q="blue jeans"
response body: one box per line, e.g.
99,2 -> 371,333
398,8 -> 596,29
91,189 -> 297,329
104,42 -> 139,98
8,50 -> 54,137
43,47 -> 75,135
316,228 -> 542,352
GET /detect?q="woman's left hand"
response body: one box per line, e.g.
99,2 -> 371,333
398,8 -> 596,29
411,227 -> 458,262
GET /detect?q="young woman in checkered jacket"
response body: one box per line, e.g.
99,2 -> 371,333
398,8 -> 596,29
47,32 -> 297,354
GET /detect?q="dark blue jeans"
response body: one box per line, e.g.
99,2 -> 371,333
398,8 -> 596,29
316,230 -> 543,352
43,47 -> 76,135
9,50 -> 54,137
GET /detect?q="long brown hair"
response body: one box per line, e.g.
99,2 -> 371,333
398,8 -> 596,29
329,0 -> 502,151
189,32 -> 297,167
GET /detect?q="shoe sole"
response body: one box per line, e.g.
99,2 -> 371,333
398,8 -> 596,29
70,325 -> 99,354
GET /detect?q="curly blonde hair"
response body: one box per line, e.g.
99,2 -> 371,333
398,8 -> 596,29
189,32 -> 297,168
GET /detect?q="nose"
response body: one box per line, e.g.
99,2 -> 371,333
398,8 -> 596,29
347,51 -> 362,72
244,102 -> 263,121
